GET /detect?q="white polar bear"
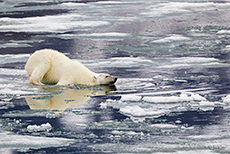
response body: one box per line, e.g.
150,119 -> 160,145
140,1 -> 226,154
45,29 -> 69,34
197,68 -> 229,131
25,49 -> 117,86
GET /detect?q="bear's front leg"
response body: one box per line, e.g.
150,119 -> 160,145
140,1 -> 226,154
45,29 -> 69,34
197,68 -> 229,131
29,78 -> 44,85
29,65 -> 49,86
57,79 -> 72,86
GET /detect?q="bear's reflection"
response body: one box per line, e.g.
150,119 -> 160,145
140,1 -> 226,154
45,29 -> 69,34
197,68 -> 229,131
25,85 -> 116,113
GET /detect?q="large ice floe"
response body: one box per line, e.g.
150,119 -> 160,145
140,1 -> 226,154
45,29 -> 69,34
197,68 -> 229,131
0,131 -> 74,152
101,92 -> 228,122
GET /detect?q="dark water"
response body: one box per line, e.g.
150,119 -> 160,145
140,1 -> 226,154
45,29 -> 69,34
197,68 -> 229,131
1,0 -> 230,153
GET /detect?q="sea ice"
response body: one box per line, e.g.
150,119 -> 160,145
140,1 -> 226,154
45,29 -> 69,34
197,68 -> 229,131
222,94 -> 230,104
150,123 -> 178,129
120,105 -> 167,117
76,32 -> 129,37
152,34 -> 190,43
143,93 -> 206,103
27,123 -> 52,132
0,131 -> 74,151
120,95 -> 142,101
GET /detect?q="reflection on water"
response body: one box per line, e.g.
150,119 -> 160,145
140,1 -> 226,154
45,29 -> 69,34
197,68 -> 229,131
25,85 -> 116,113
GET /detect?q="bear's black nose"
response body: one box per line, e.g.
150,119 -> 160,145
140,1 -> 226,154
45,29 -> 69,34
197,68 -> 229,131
110,77 -> 118,84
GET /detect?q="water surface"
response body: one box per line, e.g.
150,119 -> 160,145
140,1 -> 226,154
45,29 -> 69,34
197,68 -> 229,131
1,0 -> 230,153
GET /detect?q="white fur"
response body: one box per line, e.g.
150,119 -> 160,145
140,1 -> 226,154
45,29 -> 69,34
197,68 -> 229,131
25,49 -> 117,86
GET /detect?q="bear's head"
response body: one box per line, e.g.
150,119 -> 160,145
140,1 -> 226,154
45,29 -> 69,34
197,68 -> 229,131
94,73 -> 118,85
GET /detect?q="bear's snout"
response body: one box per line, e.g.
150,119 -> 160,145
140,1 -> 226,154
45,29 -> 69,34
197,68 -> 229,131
110,77 -> 118,84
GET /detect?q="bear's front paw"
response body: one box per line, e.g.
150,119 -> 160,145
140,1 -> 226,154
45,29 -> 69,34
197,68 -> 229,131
29,79 -> 44,86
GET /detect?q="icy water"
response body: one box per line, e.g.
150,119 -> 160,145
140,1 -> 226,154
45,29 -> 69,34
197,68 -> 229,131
1,0 -> 230,153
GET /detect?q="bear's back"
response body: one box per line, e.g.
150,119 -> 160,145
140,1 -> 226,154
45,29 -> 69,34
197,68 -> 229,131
34,49 -> 70,61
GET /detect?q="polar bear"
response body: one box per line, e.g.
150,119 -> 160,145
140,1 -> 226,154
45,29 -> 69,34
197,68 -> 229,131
25,49 -> 117,86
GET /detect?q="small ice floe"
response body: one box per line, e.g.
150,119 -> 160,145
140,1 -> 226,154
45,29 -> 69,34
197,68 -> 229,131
0,88 -> 34,97
150,123 -> 178,129
152,34 -> 190,43
0,131 -> 74,152
223,45 -> 230,51
58,32 -> 130,40
27,123 -> 52,132
120,95 -> 142,102
158,57 -> 224,69
120,105 -> 167,117
222,94 -> 230,104
111,130 -> 144,136
0,14 -> 110,33
76,32 -> 129,37
217,30 -> 230,34
187,134 -> 220,140
195,101 -> 218,111
143,93 -> 206,103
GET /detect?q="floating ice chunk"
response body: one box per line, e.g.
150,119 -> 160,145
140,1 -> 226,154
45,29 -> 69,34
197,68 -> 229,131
181,126 -> 194,130
95,1 -> 123,4
187,134 -> 220,139
222,94 -> 230,104
217,30 -> 230,34
0,88 -> 33,96
158,63 -> 190,69
120,95 -> 142,101
190,93 -> 207,101
150,124 -> 178,129
120,105 -> 166,117
224,45 -> 230,50
60,2 -> 87,6
142,2 -> 215,17
0,131 -> 74,151
143,93 -> 206,103
198,101 -> 215,106
143,96 -> 186,103
152,34 -> 190,43
126,131 -> 144,136
0,15 -> 110,33
76,32 -> 129,37
100,102 -> 108,109
111,130 -> 124,135
172,57 -> 218,63
27,123 -> 52,132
